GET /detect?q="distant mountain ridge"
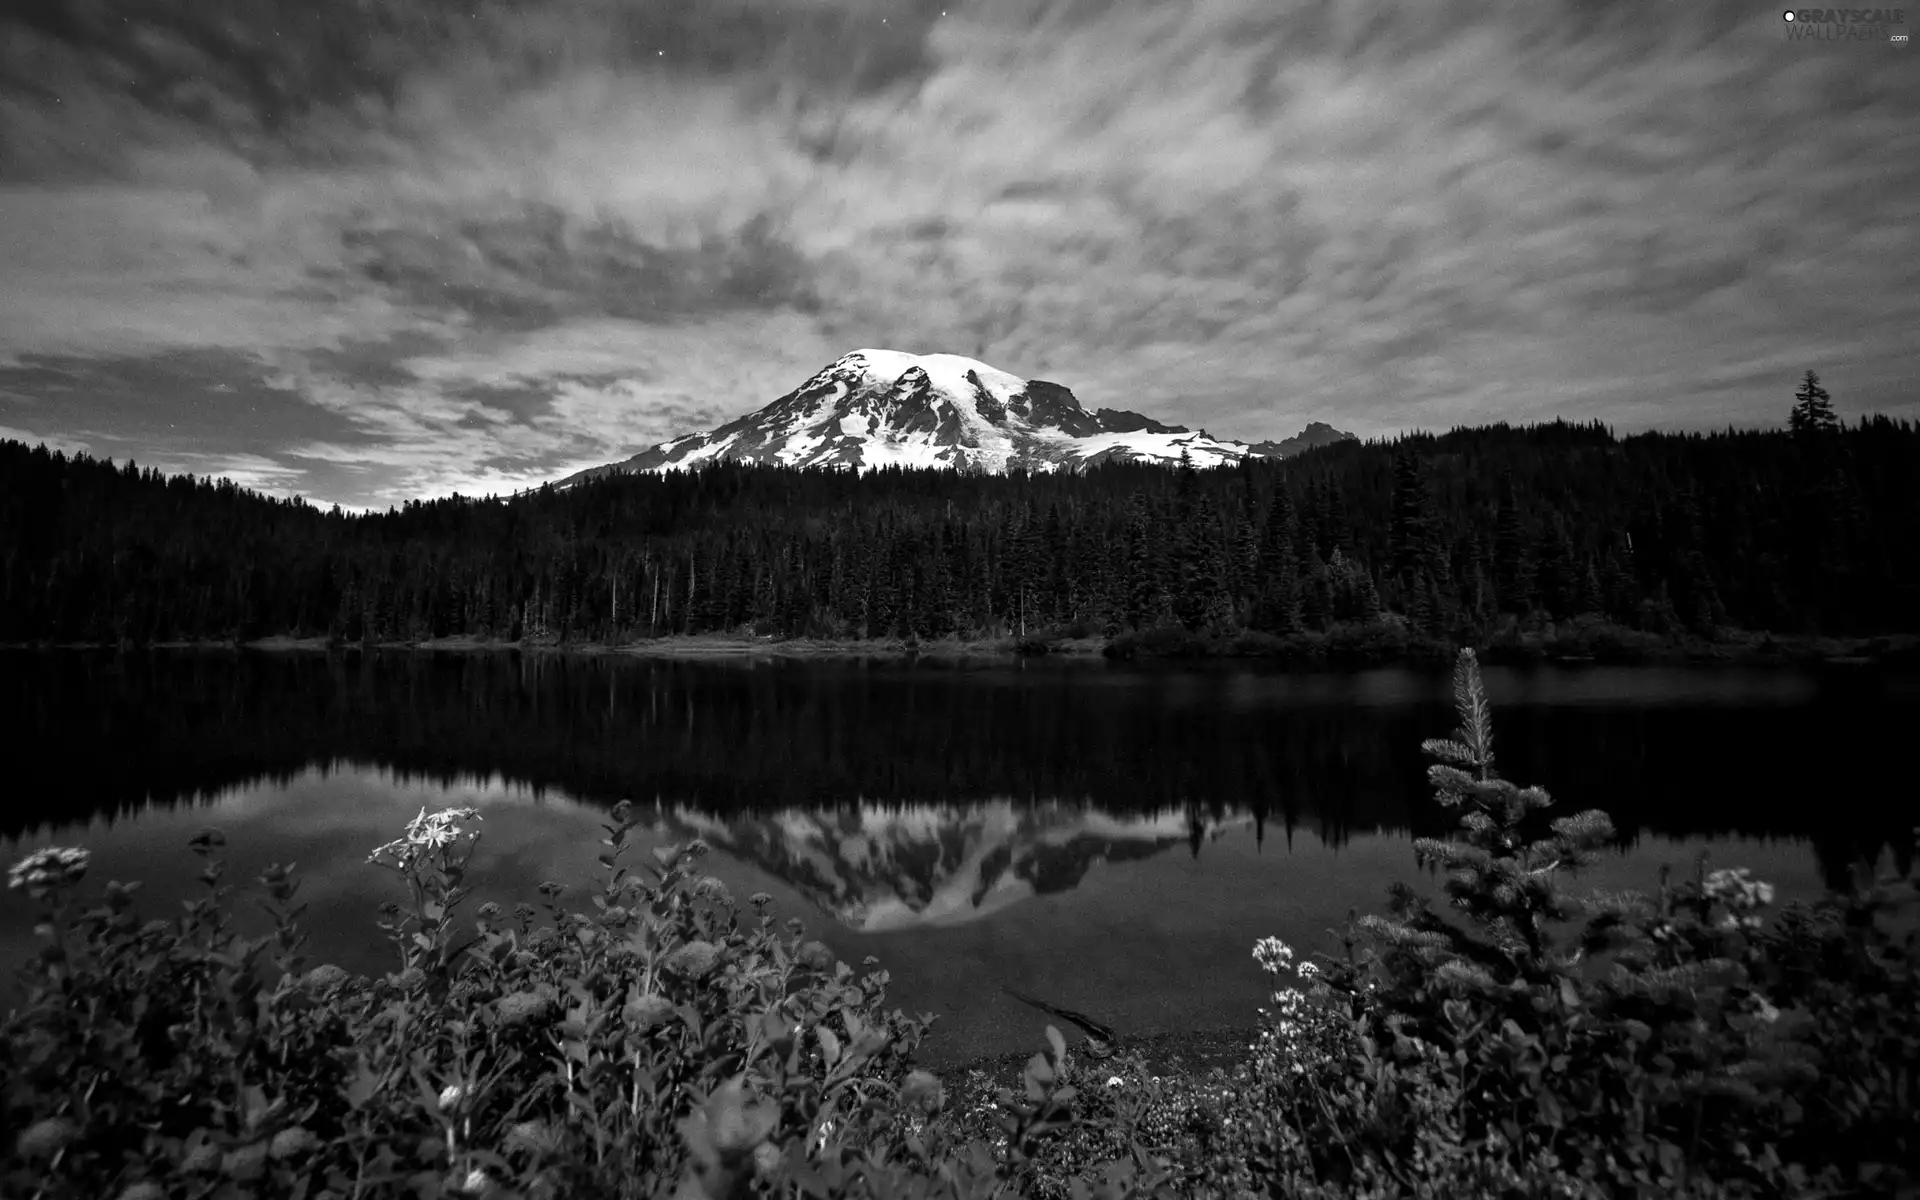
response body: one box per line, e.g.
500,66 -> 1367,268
557,349 -> 1353,485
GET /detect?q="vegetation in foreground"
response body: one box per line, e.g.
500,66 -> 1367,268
5,649 -> 1916,1198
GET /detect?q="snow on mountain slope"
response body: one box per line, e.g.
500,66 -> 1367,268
556,349 -> 1352,486
663,800 -> 1255,934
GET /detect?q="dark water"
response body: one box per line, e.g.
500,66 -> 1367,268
2,650 -> 1914,1064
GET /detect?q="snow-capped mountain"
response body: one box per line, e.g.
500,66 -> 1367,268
662,800 -> 1254,934
558,349 -> 1352,484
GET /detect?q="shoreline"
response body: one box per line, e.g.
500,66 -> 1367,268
924,1022 -> 1259,1077
2,628 -> 1916,669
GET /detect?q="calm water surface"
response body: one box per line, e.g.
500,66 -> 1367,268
2,651 -> 1913,1064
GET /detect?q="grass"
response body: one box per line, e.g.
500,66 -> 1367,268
5,649 -> 1916,1199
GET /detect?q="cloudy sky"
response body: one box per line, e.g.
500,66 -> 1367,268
0,0 -> 1914,509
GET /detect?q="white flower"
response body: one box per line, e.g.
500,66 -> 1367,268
460,1166 -> 492,1194
1106,1075 -> 1124,1087
1253,936 -> 1296,975
369,806 -> 483,871
1297,961 -> 1320,979
438,1083 -> 467,1112
7,847 -> 91,899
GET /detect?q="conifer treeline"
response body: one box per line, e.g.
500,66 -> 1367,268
2,380 -> 1915,645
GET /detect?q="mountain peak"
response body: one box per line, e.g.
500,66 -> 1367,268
556,349 -> 1353,485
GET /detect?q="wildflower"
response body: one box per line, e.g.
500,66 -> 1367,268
701,1079 -> 779,1156
391,967 -> 427,991
438,1083 -> 467,1113
268,1126 -> 316,1159
1252,936 -> 1295,975
1705,867 -> 1777,913
15,1116 -> 76,1159
1297,961 -> 1320,979
624,992 -> 676,1032
753,1141 -> 784,1177
302,964 -> 350,993
796,940 -> 836,973
186,828 -> 226,854
8,847 -> 91,900
477,901 -> 502,921
537,880 -> 565,899
692,876 -> 733,905
368,806 -> 482,872
665,939 -> 721,978
458,1166 -> 494,1195
901,1069 -> 946,1116
1106,1075 -> 1124,1088
496,991 -> 551,1028
513,902 -> 536,923
749,891 -> 774,909
685,838 -> 711,858
506,1120 -> 561,1155
221,1142 -> 271,1178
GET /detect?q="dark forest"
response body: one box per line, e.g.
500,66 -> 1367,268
4,374 -> 1914,650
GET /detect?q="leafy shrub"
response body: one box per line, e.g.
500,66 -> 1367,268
1204,649 -> 1920,1198
1,805 -> 1170,1199
1544,615 -> 1670,663
1102,626 -> 1217,659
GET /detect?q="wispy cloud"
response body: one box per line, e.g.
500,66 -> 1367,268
0,424 -> 90,456
0,0 -> 1914,506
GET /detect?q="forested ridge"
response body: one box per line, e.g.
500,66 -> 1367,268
3,374 -> 1915,647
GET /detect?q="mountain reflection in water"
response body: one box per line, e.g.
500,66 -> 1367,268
2,649 -> 1914,1062
669,802 -> 1254,933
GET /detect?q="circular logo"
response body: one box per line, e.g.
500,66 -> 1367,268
1782,9 -> 1795,18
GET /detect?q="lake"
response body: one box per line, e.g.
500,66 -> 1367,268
2,649 -> 1914,1066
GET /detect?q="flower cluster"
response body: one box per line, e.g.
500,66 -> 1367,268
664,939 -> 720,978
7,846 -> 91,901
367,806 -> 483,873
1252,936 -> 1296,976
1704,867 -> 1776,930
1249,936 -> 1345,1081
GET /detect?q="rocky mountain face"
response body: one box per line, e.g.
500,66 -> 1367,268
557,349 -> 1353,485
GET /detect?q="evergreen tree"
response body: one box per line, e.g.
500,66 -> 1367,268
1534,517 -> 1578,619
1493,472 -> 1534,614
1389,452 -> 1435,595
1252,489 -> 1302,634
1123,494 -> 1160,630
1789,370 -> 1839,439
